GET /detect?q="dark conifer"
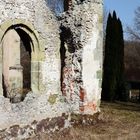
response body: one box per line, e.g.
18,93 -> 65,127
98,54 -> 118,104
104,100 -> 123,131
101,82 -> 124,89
102,11 -> 125,101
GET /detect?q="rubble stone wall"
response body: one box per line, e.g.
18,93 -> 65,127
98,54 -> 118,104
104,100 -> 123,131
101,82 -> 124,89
0,0 -> 66,130
0,0 -> 103,138
60,0 -> 103,114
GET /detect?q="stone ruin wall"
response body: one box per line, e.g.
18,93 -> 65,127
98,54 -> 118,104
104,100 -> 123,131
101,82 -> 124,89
0,0 -> 103,139
0,0 -> 62,94
0,0 -> 66,130
60,0 -> 103,114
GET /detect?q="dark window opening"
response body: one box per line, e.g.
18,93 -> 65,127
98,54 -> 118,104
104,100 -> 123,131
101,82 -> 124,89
60,26 -> 76,95
60,31 -> 66,93
60,26 -> 75,53
64,0 -> 71,11
2,75 -> 7,98
16,28 -> 32,95
2,27 -> 32,103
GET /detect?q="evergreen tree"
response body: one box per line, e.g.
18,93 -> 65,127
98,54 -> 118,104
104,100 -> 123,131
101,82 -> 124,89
102,11 -> 125,101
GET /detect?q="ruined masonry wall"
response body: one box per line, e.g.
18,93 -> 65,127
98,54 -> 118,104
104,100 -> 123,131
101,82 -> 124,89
0,0 -> 61,94
0,0 -> 69,130
0,0 -> 103,135
61,0 -> 103,114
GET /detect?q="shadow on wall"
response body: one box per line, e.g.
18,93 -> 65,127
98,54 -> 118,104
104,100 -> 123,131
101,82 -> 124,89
60,26 -> 75,94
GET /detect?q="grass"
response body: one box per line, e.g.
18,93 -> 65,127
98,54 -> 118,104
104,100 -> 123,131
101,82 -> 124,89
29,101 -> 140,140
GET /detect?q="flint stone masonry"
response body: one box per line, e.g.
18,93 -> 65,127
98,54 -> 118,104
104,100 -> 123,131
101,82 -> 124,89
60,0 -> 103,114
0,0 -> 103,137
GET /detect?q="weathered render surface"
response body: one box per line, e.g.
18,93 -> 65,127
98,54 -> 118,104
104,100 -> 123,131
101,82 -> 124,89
60,0 -> 103,114
0,0 -> 103,138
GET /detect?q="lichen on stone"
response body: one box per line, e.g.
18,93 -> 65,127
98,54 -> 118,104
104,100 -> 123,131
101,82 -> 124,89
48,94 -> 58,105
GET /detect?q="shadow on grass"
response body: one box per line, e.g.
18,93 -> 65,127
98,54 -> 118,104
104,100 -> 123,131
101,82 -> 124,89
101,101 -> 140,112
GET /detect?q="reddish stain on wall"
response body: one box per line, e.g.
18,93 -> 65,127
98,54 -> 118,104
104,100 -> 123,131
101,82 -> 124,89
61,67 -> 73,98
79,87 -> 86,112
84,102 -> 97,112
61,83 -> 66,96
80,87 -> 85,102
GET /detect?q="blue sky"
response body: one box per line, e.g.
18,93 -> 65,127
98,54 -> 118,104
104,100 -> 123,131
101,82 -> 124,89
104,0 -> 140,26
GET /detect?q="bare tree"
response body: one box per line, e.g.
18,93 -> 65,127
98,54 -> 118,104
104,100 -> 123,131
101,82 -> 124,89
127,6 -> 140,41
103,7 -> 109,40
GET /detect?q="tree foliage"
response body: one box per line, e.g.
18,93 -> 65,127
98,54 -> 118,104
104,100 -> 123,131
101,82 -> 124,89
102,11 -> 126,101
